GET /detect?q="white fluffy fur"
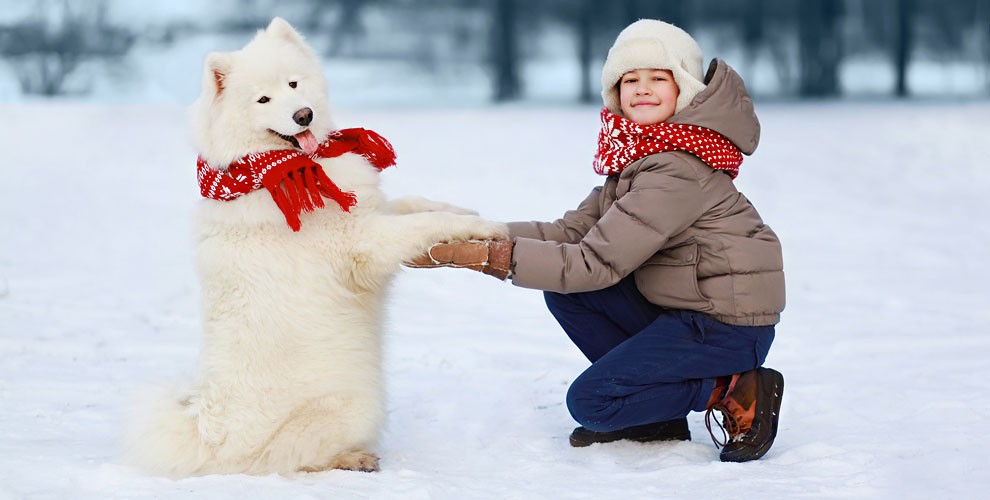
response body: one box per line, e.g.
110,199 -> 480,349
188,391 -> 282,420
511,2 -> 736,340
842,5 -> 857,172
124,18 -> 507,478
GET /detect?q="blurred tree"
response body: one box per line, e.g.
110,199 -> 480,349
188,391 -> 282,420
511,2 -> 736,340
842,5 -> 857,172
577,0 -> 594,103
740,0 -> 766,67
894,0 -> 915,97
737,0 -> 769,92
491,0 -> 521,101
857,0 -> 899,92
918,0 -> 988,94
746,0 -> 796,94
0,0 -> 134,96
540,0 -> 596,103
985,0 -> 990,94
798,0 -> 844,96
325,0 -> 371,56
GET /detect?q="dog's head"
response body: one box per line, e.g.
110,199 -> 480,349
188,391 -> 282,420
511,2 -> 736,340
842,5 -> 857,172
193,17 -> 334,166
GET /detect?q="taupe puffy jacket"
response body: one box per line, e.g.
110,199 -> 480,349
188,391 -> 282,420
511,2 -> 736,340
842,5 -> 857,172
507,59 -> 784,326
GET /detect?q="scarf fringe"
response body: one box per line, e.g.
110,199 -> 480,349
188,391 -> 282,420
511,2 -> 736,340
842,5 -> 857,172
355,129 -> 397,170
314,166 -> 358,212
198,128 -> 394,232
303,167 -> 322,211
317,128 -> 397,171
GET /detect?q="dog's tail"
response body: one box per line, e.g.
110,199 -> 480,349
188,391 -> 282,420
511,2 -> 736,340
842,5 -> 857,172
122,382 -> 211,478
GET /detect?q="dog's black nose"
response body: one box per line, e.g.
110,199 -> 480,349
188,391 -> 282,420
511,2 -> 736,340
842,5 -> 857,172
293,108 -> 313,126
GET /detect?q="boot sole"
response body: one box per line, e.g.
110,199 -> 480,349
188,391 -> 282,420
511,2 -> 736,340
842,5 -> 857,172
569,432 -> 692,447
569,422 -> 692,447
720,367 -> 784,462
629,431 -> 691,444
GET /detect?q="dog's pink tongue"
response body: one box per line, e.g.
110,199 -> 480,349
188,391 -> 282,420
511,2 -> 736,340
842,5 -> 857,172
295,130 -> 319,155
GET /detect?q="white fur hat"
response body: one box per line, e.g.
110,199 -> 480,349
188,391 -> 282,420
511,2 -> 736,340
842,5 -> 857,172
601,19 -> 706,116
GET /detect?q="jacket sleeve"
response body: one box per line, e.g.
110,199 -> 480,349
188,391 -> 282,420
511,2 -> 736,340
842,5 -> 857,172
506,186 -> 602,243
509,156 -> 706,293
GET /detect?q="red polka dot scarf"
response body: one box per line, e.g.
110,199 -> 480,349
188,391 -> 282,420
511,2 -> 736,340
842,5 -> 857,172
197,128 -> 396,232
593,108 -> 743,178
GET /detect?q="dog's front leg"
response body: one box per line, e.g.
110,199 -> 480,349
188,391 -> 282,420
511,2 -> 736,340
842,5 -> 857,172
366,211 -> 508,266
343,212 -> 505,292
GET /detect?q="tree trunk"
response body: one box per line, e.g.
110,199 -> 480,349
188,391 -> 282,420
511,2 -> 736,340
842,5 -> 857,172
491,0 -> 521,102
985,0 -> 990,95
797,0 -> 843,97
741,0 -> 765,89
894,0 -> 915,97
577,0 -> 594,103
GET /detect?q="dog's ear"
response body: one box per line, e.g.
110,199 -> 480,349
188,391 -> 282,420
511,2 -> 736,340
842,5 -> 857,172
265,17 -> 307,49
203,52 -> 233,97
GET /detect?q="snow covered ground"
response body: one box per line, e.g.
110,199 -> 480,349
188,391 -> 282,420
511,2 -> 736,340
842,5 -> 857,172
1,101 -> 988,499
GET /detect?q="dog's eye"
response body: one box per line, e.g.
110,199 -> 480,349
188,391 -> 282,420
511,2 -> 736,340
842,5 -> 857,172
257,96 -> 270,104
288,81 -> 297,89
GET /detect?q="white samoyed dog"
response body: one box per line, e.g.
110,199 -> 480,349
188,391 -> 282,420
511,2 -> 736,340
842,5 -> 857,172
124,17 -> 507,478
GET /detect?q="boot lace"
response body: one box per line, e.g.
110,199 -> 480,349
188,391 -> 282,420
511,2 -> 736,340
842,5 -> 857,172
704,373 -> 743,448
705,403 -> 741,448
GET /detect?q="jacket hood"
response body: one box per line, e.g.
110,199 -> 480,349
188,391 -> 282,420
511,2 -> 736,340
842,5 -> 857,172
669,59 -> 760,156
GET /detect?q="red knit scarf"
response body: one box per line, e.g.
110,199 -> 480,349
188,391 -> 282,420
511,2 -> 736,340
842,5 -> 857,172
197,128 -> 396,231
593,108 -> 743,178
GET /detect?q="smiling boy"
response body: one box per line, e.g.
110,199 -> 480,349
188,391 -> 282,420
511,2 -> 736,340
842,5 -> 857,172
408,19 -> 786,463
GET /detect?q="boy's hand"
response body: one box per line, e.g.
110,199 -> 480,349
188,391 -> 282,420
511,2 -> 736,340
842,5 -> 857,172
404,240 -> 513,280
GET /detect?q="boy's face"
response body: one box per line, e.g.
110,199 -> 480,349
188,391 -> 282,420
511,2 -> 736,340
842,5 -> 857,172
618,68 -> 679,125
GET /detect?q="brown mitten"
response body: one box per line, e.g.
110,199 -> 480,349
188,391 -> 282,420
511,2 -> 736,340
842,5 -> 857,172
405,240 -> 513,280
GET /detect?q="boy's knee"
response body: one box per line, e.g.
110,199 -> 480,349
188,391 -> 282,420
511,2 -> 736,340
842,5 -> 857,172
566,376 -> 614,432
565,382 -> 593,427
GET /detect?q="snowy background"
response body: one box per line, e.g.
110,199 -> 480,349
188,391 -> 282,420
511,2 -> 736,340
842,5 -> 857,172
1,100 -> 988,499
2,1 -> 990,497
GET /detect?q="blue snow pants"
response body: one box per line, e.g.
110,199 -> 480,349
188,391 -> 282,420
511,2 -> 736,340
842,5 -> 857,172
544,276 -> 775,432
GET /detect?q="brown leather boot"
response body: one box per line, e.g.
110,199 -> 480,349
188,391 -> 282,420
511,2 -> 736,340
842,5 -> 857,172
705,367 -> 784,462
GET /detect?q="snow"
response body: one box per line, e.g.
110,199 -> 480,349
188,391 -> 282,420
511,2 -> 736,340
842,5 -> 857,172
1,101 -> 989,499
